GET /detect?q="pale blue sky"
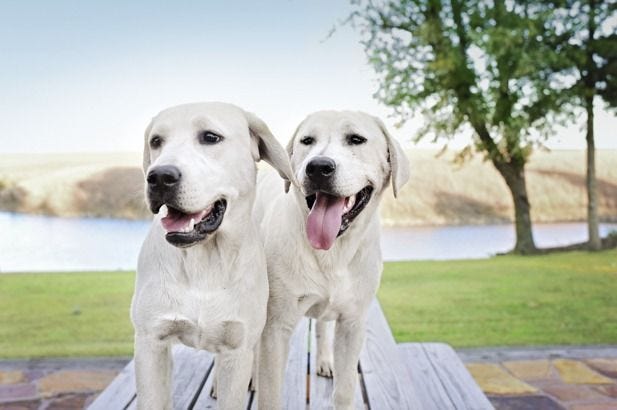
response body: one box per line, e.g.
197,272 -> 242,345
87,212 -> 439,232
0,0 -> 615,153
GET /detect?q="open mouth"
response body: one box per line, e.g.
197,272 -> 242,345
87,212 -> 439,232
160,199 -> 227,247
304,186 -> 373,250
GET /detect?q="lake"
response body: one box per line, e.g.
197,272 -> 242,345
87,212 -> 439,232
1,212 -> 615,272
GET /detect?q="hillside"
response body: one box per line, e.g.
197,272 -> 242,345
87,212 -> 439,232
0,150 -> 616,226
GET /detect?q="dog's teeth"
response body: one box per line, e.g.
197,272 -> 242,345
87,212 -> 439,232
344,195 -> 356,213
160,206 -> 168,218
188,218 -> 195,231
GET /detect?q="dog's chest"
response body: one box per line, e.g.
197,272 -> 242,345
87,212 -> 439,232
152,285 -> 247,352
302,268 -> 358,320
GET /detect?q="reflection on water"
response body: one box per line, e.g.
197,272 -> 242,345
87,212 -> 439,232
1,212 -> 615,272
382,223 -> 617,261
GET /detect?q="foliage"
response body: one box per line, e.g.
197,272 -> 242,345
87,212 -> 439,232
546,0 -> 617,110
350,0 -> 572,164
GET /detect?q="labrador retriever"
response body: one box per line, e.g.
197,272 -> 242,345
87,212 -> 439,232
256,110 -> 409,409
131,102 -> 293,410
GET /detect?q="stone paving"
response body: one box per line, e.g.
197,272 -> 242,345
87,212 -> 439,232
1,347 -> 617,409
459,346 -> 617,410
0,358 -> 128,410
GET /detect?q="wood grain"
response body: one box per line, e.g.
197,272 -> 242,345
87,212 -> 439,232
87,360 -> 136,410
359,299 -> 421,410
419,343 -> 494,410
307,319 -> 366,409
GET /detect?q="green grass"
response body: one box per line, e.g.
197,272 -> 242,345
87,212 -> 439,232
0,271 -> 135,358
379,250 -> 617,347
0,250 -> 616,358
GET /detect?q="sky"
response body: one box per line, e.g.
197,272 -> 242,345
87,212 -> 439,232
0,0 -> 615,154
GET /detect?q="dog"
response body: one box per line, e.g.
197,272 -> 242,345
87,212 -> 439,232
131,102 -> 294,410
256,110 -> 410,409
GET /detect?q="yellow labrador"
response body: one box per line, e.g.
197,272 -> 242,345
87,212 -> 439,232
131,102 -> 293,410
256,111 -> 410,409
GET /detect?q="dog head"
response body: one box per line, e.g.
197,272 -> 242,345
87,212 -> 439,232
142,102 -> 293,248
287,110 -> 409,250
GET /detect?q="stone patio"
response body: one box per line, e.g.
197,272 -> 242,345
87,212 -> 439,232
460,346 -> 617,410
0,358 -> 128,410
1,347 -> 617,409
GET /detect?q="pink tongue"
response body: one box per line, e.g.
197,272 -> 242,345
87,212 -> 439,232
161,209 -> 206,233
306,193 -> 346,250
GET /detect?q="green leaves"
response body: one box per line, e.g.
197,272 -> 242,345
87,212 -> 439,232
350,0 -> 615,165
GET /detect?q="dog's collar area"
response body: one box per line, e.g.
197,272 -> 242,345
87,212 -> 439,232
164,199 -> 227,248
305,185 -> 373,237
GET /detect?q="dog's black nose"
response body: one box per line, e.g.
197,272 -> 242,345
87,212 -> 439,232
306,156 -> 336,184
147,165 -> 182,190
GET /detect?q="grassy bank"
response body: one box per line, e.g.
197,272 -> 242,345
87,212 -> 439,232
0,250 -> 616,358
2,150 -> 617,225
380,250 -> 617,347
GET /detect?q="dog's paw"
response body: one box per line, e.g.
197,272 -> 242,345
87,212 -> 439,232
316,358 -> 334,378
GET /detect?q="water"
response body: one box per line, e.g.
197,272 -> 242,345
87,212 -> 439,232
0,212 -> 615,272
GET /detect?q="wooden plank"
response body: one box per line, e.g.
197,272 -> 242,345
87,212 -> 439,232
175,347 -> 255,409
308,319 -> 365,409
191,359 -> 254,410
170,345 -> 214,409
420,343 -> 494,410
248,318 -> 310,409
398,343 -> 456,409
359,299 -> 421,410
125,344 -> 214,410
88,360 -> 136,410
283,317 -> 310,409
191,362 -> 218,409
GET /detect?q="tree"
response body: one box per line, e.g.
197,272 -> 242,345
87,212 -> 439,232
550,0 -> 617,250
350,0 -> 572,254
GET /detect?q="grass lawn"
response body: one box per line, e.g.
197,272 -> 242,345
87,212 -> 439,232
0,249 -> 615,358
380,249 -> 617,347
0,271 -> 135,358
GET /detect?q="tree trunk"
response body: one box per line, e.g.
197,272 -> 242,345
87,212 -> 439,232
496,162 -> 538,254
586,95 -> 601,250
585,0 -> 601,251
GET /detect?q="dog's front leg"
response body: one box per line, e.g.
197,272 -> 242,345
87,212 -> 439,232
134,334 -> 172,410
316,320 -> 334,377
216,348 -> 253,410
257,319 -> 294,409
333,317 -> 365,410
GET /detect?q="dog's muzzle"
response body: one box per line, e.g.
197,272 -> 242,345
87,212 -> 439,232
147,165 -> 182,214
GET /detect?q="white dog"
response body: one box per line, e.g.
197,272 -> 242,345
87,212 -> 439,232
131,102 -> 293,410
256,111 -> 410,409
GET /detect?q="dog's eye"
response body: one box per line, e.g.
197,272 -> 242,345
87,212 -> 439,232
149,135 -> 163,149
300,136 -> 315,145
347,134 -> 367,145
198,131 -> 223,145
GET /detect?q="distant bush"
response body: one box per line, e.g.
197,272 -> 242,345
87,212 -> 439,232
0,180 -> 28,212
74,167 -> 149,219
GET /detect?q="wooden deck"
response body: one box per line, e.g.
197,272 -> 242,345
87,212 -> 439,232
89,300 -> 492,409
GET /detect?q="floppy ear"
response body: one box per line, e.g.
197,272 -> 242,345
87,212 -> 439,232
373,116 -> 410,198
142,120 -> 154,175
282,122 -> 303,193
245,111 -> 297,192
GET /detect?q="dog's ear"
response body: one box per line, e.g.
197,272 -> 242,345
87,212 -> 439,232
373,116 -> 410,198
282,123 -> 303,193
142,119 -> 154,175
245,111 -> 297,191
